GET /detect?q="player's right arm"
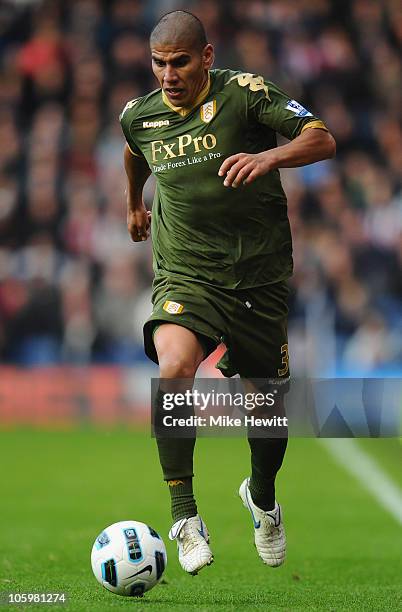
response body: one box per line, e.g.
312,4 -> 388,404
120,97 -> 152,242
124,144 -> 152,242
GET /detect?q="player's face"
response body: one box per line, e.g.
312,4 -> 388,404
151,42 -> 214,107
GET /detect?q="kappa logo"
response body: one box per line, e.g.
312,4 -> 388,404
143,120 -> 170,128
163,300 -> 184,314
200,100 -> 216,123
120,98 -> 139,120
168,479 -> 184,487
228,73 -> 270,100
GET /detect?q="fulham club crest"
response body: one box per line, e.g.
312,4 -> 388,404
200,100 -> 216,123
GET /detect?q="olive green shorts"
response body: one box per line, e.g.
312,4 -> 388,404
144,275 -> 290,380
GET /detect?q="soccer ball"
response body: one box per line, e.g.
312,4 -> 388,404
91,520 -> 167,597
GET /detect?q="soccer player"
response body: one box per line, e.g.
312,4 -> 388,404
120,11 -> 335,575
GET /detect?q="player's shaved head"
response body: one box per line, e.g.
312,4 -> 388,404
150,11 -> 213,108
150,10 -> 207,52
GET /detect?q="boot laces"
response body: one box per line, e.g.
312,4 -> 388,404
179,521 -> 203,554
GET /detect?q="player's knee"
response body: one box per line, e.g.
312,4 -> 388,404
159,355 -> 197,380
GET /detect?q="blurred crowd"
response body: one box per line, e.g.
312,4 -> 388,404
0,0 -> 401,374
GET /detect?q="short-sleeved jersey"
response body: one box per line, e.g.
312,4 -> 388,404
120,68 -> 327,289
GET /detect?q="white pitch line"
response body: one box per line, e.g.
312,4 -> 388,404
321,438 -> 402,525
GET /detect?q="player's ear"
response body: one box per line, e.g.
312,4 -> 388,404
202,44 -> 214,70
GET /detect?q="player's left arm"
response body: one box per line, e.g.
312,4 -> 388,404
219,76 -> 335,188
219,126 -> 336,188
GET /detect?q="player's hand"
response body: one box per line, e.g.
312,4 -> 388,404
218,151 -> 277,188
127,207 -> 152,242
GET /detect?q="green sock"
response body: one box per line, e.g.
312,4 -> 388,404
153,388 -> 198,521
248,436 -> 288,511
167,477 -> 197,522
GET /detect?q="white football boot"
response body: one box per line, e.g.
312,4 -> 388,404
239,477 -> 286,567
168,514 -> 214,575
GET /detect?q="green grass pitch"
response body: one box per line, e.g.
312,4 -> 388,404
1,430 -> 401,611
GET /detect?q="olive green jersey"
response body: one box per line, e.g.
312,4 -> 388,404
120,68 -> 327,289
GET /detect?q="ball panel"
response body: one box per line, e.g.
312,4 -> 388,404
148,525 -> 162,539
121,526 -> 144,564
101,558 -> 118,587
94,530 -> 110,550
155,550 -> 166,580
129,582 -> 146,597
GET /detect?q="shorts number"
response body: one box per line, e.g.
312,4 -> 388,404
277,343 -> 289,377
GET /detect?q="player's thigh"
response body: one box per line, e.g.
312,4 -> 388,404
143,276 -> 225,373
154,323 -> 205,380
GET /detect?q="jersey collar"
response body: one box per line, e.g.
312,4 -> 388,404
161,72 -> 211,117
